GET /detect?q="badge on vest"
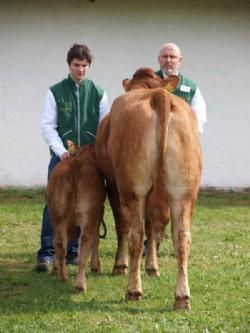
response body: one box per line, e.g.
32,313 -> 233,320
58,101 -> 72,112
180,85 -> 191,93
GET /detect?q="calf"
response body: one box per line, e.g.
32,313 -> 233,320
47,144 -> 106,292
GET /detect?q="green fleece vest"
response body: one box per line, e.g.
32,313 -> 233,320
155,70 -> 196,105
50,76 -> 104,148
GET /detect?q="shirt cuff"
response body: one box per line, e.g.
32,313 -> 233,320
50,145 -> 68,159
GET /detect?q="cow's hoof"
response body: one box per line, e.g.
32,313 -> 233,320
91,267 -> 101,274
145,268 -> 160,277
61,277 -> 69,282
75,285 -> 86,294
125,290 -> 142,301
112,265 -> 128,275
174,296 -> 191,311
60,274 -> 69,282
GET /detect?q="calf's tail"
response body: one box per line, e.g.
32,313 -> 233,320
47,173 -> 77,239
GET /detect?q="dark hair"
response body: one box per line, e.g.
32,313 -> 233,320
67,44 -> 93,65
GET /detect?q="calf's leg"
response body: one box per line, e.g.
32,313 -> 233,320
75,213 -> 99,293
53,222 -> 68,282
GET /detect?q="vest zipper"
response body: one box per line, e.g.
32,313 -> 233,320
76,86 -> 80,146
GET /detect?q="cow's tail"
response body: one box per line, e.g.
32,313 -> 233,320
48,172 -> 76,240
150,88 -> 171,200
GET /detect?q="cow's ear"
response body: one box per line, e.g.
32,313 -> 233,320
122,79 -> 130,91
67,140 -> 77,156
161,75 -> 180,92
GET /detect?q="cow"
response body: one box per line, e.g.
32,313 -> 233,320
47,144 -> 106,293
95,68 -> 202,310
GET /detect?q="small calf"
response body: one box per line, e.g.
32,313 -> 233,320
47,144 -> 106,292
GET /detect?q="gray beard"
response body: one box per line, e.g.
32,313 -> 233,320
162,68 -> 176,76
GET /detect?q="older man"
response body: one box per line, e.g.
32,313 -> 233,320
156,42 -> 207,133
143,43 -> 207,257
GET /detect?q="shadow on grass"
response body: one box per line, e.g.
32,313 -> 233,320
0,261 -> 174,316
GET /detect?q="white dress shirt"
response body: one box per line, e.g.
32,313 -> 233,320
162,72 -> 207,133
190,86 -> 207,133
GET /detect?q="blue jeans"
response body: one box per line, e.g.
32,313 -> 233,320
37,154 -> 80,261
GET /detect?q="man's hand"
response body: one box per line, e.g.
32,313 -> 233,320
60,151 -> 70,160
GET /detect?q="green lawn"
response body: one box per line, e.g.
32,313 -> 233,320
0,189 -> 249,333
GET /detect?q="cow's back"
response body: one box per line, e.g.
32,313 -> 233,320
102,88 -> 201,199
107,89 -> 159,195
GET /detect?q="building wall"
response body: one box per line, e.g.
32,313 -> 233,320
0,0 -> 249,188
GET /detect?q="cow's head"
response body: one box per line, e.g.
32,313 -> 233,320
122,67 -> 179,92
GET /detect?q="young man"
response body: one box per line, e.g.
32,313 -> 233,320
35,44 -> 109,272
156,42 -> 207,133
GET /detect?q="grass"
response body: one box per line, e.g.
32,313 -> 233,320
0,188 -> 249,333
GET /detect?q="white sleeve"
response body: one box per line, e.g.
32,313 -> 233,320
41,89 -> 67,158
99,91 -> 109,123
191,87 -> 207,134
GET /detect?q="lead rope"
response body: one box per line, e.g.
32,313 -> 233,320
99,219 -> 107,239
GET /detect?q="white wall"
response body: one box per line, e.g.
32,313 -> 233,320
0,0 -> 249,188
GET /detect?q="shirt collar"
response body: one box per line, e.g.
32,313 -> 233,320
68,74 -> 86,88
161,70 -> 179,78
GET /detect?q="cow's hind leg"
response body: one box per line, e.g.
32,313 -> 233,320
144,217 -> 160,277
107,182 -> 129,275
145,193 -> 170,277
121,194 -> 144,301
113,213 -> 129,275
170,199 -> 194,311
53,223 -> 68,282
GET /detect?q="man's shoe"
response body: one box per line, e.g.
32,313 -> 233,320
34,258 -> 54,272
66,255 -> 79,265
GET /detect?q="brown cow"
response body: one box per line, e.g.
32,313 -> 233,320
47,144 -> 106,292
95,68 -> 202,310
